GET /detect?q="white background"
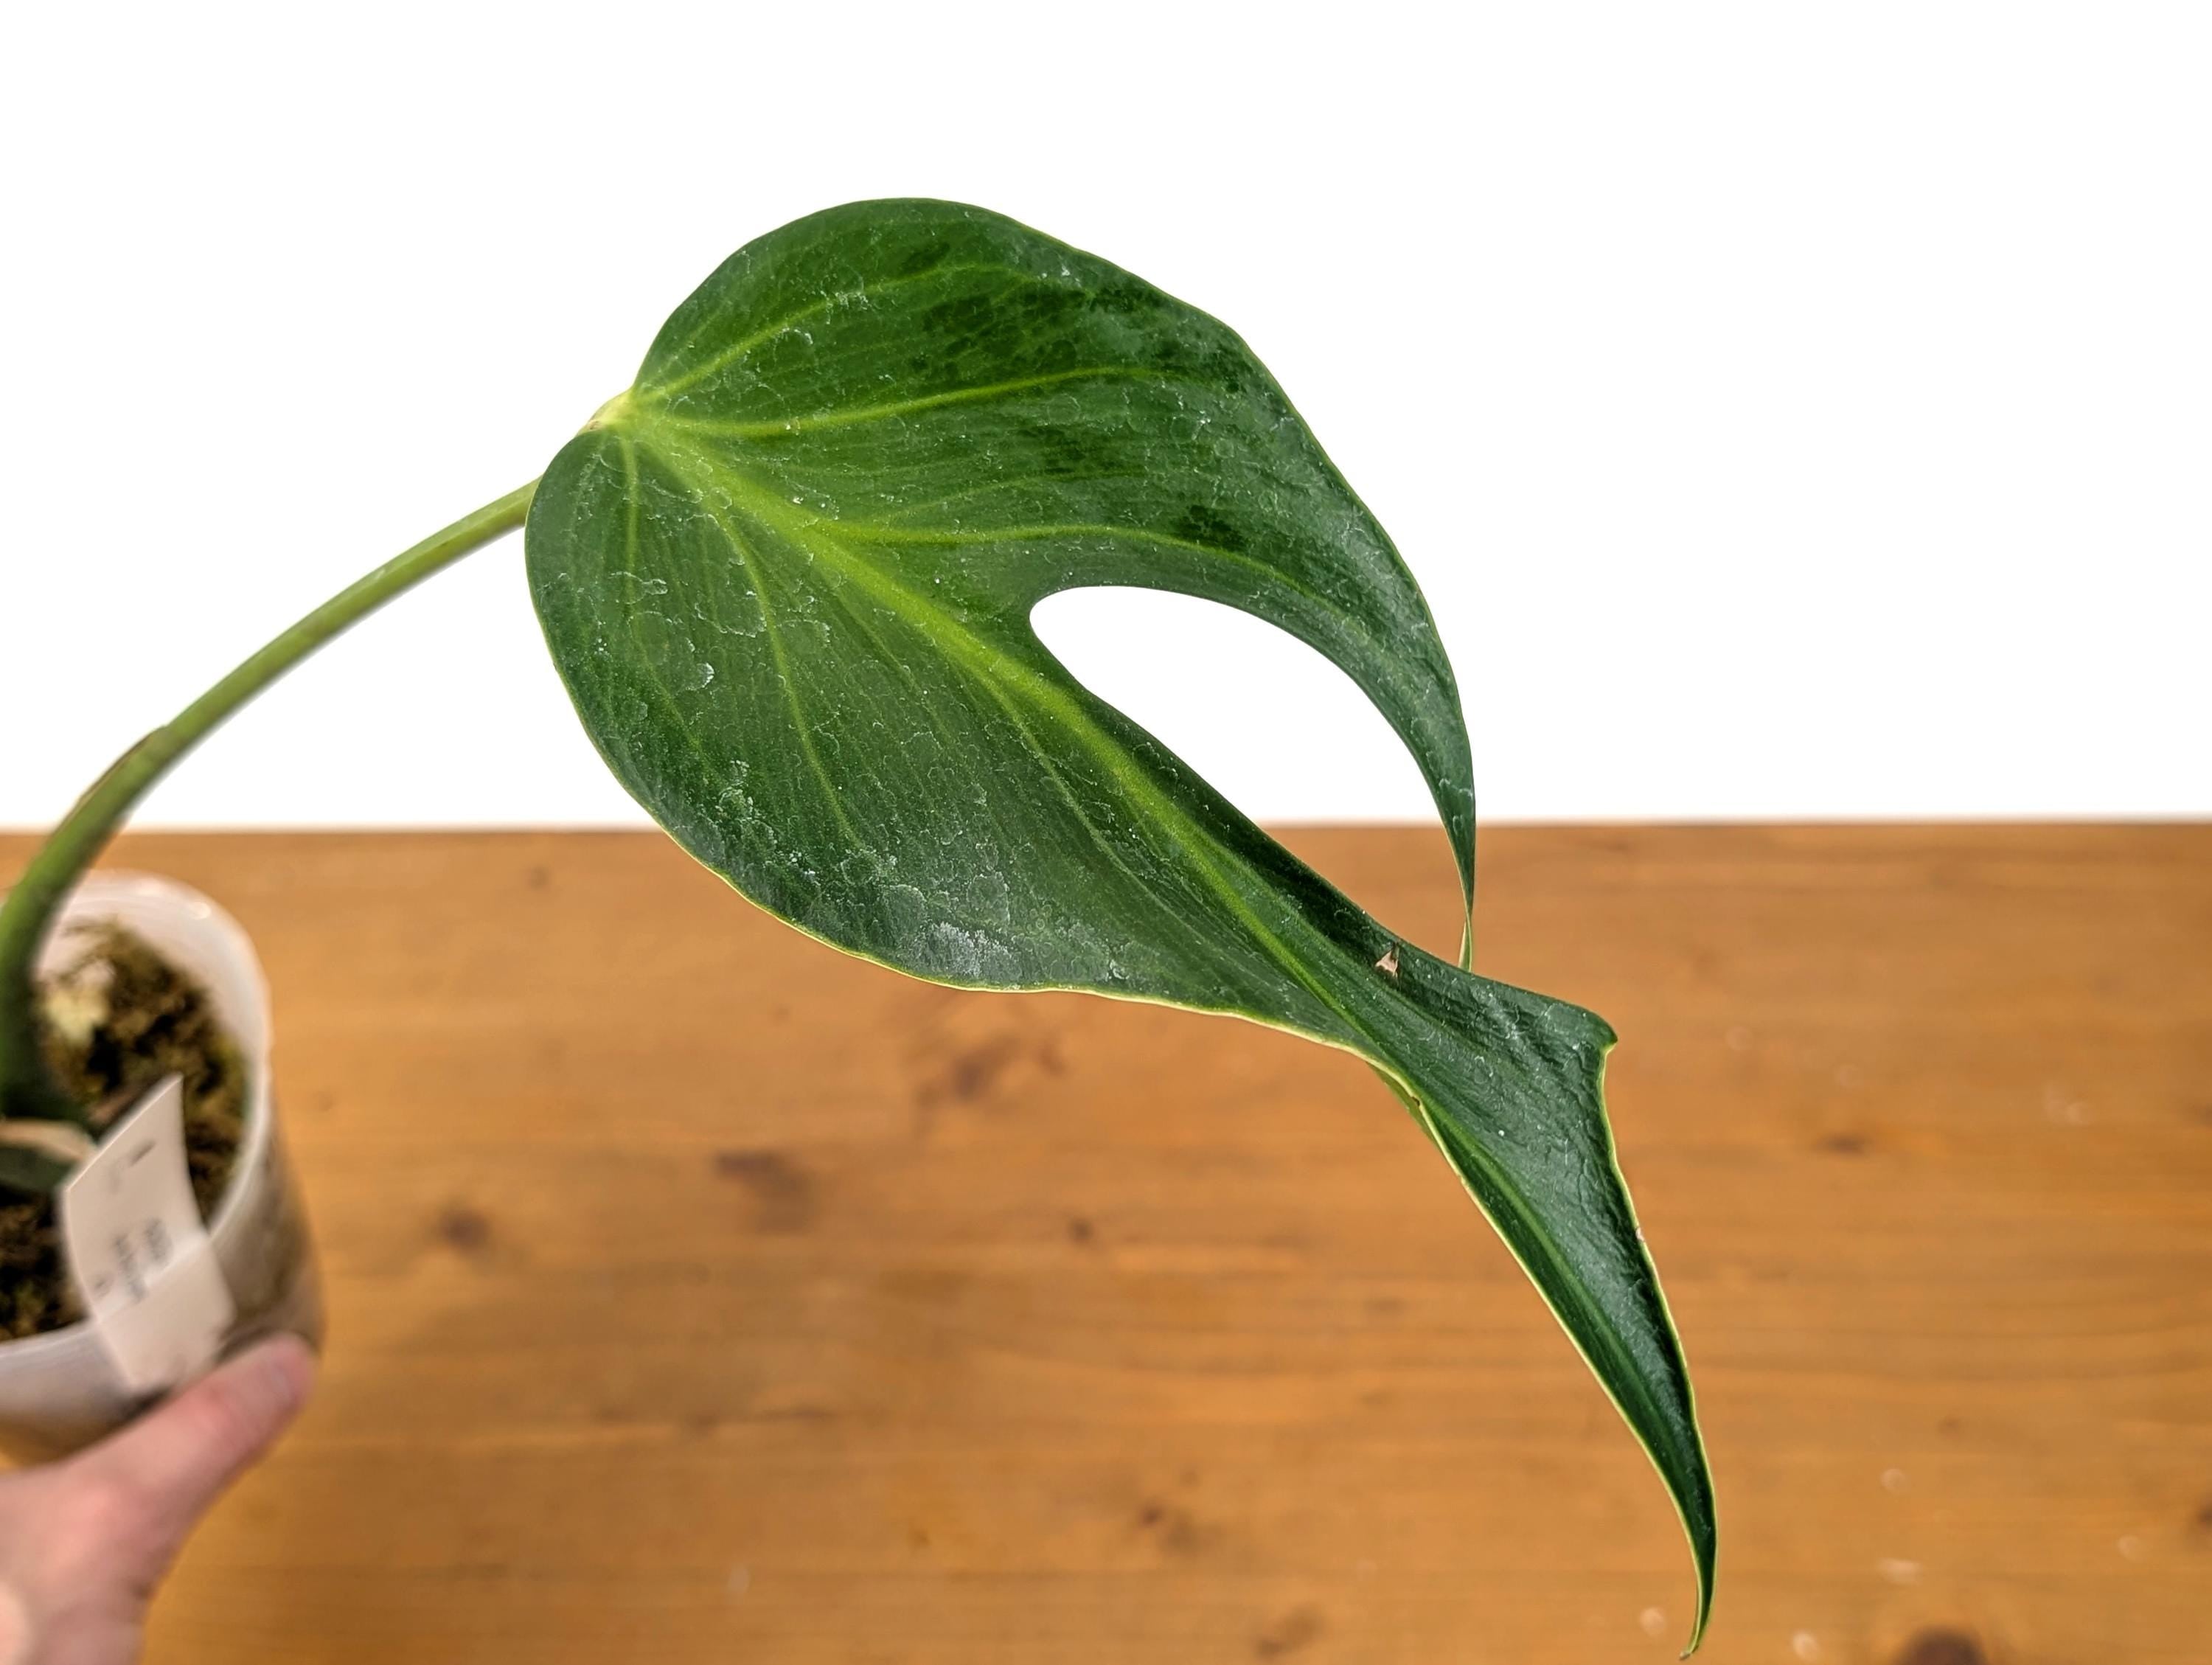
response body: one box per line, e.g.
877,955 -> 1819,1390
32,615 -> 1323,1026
2,4 -> 2205,830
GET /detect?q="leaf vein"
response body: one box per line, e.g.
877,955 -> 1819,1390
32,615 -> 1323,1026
655,366 -> 1178,439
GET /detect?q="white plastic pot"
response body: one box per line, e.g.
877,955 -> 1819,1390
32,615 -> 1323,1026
0,873 -> 321,1460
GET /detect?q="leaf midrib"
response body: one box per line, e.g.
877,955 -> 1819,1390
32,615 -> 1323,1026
650,365 -> 1178,439
626,414 -> 1380,1032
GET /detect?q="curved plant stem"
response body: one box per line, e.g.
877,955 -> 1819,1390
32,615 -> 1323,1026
0,481 -> 539,1186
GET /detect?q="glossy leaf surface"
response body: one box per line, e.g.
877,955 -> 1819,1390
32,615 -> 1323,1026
526,200 -> 1714,1644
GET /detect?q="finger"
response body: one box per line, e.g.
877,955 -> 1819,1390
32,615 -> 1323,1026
76,1335 -> 316,1557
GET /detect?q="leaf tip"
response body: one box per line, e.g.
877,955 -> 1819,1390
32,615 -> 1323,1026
1677,1615 -> 1706,1658
1677,1515 -> 1717,1656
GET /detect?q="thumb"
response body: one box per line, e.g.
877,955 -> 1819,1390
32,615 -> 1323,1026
74,1335 -> 316,1564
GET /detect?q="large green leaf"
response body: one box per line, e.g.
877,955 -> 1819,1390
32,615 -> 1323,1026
526,200 -> 1714,1646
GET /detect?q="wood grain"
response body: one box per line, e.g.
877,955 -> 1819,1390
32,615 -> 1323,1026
4,826 -> 2206,1665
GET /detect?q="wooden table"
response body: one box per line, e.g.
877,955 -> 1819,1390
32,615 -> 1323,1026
5,827 -> 2206,1664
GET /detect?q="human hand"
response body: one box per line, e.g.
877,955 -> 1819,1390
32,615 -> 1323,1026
0,1336 -> 315,1665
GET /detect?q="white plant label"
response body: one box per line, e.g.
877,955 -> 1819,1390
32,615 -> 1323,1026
59,1074 -> 235,1394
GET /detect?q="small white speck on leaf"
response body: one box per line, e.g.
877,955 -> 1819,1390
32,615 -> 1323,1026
1374,945 -> 1399,976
